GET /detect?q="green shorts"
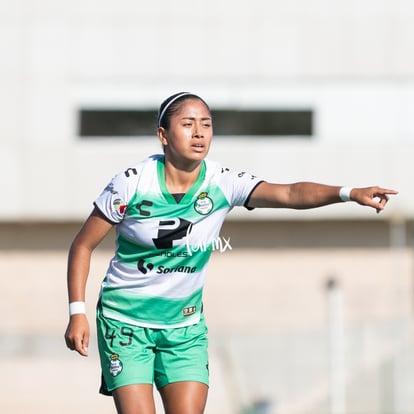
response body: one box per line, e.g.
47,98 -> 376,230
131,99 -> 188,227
96,306 -> 209,394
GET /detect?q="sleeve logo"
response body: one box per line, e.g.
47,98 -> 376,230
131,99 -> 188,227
113,198 -> 127,215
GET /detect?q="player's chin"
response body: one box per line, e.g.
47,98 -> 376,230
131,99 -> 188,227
190,148 -> 208,159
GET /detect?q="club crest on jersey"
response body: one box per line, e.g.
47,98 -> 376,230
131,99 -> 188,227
109,353 -> 123,377
194,192 -> 213,215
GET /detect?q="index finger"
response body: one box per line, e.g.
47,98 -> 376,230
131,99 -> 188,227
375,188 -> 399,196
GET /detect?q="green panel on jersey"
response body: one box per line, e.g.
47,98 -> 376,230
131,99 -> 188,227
126,183 -> 231,223
101,286 -> 203,327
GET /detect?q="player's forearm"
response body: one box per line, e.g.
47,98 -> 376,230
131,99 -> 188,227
286,182 -> 342,209
67,243 -> 92,303
249,181 -> 342,209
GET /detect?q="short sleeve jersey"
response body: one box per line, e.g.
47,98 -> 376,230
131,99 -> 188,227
95,154 -> 263,329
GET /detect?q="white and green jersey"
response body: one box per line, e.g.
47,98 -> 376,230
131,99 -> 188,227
95,154 -> 263,329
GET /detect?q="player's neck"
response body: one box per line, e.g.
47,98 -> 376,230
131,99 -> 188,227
163,158 -> 202,194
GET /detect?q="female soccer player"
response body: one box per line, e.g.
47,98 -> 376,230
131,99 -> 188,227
65,92 -> 397,414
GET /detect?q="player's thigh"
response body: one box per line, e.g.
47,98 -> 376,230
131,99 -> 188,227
154,316 -> 209,389
113,384 -> 156,414
97,307 -> 156,394
159,381 -> 208,414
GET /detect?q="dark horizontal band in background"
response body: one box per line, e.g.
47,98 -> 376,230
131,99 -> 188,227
79,109 -> 313,137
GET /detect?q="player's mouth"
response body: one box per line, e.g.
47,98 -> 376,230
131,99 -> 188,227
192,143 -> 205,152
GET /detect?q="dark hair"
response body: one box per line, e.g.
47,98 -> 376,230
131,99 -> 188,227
157,92 -> 211,129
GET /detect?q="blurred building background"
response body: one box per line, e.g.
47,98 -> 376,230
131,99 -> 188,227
1,1 -> 413,413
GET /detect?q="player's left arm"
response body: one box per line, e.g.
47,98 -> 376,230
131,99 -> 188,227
247,182 -> 398,213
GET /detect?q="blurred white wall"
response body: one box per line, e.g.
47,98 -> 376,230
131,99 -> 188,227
0,0 -> 412,220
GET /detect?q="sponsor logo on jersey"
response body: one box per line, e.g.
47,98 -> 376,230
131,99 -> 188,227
137,259 -> 154,274
124,167 -> 138,177
104,182 -> 118,195
221,167 -> 257,181
194,192 -> 213,215
135,200 -> 153,217
137,259 -> 197,275
153,218 -> 193,249
109,354 -> 123,377
238,171 -> 257,180
151,251 -> 189,258
156,265 -> 197,274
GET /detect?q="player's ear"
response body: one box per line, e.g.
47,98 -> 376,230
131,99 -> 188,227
157,127 -> 168,147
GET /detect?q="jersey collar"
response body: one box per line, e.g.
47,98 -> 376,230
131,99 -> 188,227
157,157 -> 206,204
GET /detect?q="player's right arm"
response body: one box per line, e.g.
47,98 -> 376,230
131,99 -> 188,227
64,206 -> 114,356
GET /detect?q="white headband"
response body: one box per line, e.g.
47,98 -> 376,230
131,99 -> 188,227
157,92 -> 192,128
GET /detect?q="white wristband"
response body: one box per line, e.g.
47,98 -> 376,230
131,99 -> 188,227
339,187 -> 353,202
69,301 -> 86,316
